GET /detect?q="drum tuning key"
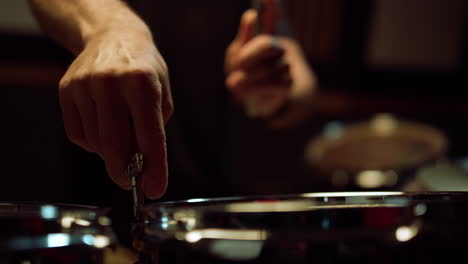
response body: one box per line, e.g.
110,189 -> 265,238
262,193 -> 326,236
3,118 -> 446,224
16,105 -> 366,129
126,153 -> 153,264
126,152 -> 145,221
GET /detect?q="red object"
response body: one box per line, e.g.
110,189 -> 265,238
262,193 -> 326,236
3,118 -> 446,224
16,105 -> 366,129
262,0 -> 280,34
364,207 -> 400,228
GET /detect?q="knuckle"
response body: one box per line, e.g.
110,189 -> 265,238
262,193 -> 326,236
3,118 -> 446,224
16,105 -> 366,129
256,35 -> 283,51
91,68 -> 120,79
126,68 -> 150,76
58,83 -> 69,98
152,84 -> 164,99
159,60 -> 169,75
58,77 -> 70,90
59,78 -> 82,100
59,73 -> 82,88
127,67 -> 156,78
59,74 -> 89,92
67,66 -> 167,99
225,75 -> 236,90
81,67 -> 136,80
257,35 -> 273,47
154,52 -> 169,72
141,77 -> 163,96
128,69 -> 162,86
163,100 -> 174,121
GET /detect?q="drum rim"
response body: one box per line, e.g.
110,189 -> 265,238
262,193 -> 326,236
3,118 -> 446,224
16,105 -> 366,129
0,202 -> 116,252
134,191 -> 468,247
145,191 -> 468,209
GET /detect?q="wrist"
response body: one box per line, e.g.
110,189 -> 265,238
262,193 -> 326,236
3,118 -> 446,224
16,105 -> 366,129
81,17 -> 154,52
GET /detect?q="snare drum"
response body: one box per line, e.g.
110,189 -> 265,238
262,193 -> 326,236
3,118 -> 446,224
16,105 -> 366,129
132,192 -> 468,264
0,203 -> 116,263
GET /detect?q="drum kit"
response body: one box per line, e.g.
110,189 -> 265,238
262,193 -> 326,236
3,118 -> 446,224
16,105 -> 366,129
6,191 -> 468,264
3,114 -> 468,263
3,1 -> 468,262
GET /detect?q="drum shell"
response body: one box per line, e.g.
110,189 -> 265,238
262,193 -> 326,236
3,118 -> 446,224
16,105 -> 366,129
0,246 -> 105,264
0,203 -> 116,264
133,192 -> 468,264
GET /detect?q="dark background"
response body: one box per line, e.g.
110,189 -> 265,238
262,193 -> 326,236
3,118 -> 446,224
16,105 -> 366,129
0,0 -> 467,205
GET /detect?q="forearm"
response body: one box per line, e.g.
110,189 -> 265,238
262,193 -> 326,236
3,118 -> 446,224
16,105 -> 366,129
28,0 -> 152,55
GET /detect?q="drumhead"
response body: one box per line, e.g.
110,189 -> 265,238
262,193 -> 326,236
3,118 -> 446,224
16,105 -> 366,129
0,202 -> 116,252
135,191 -> 468,243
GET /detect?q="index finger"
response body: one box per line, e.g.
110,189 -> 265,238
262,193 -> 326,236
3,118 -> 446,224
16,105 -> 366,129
235,35 -> 284,70
121,72 -> 168,199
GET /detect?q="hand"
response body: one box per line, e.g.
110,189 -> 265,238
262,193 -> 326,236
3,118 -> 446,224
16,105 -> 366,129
59,29 -> 173,199
225,10 -> 317,128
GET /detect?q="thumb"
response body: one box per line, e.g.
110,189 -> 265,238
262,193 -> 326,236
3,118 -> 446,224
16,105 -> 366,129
236,9 -> 258,45
226,9 -> 258,72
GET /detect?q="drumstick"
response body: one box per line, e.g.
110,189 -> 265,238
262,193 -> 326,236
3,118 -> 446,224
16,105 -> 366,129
244,0 -> 262,118
245,0 -> 281,118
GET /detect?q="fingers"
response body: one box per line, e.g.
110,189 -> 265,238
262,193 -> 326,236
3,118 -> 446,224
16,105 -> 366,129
59,84 -> 92,152
226,59 -> 290,93
236,9 -> 257,45
228,81 -> 291,111
231,35 -> 285,71
234,75 -> 292,100
60,71 -> 169,198
242,84 -> 289,118
92,76 -> 133,190
257,87 -> 290,117
159,70 -> 174,124
226,10 -> 258,72
73,80 -> 100,153
123,72 -> 168,199
226,53 -> 291,120
226,34 -> 294,120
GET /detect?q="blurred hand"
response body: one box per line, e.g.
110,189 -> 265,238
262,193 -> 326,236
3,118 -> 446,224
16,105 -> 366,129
225,10 -> 317,128
59,30 -> 173,199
